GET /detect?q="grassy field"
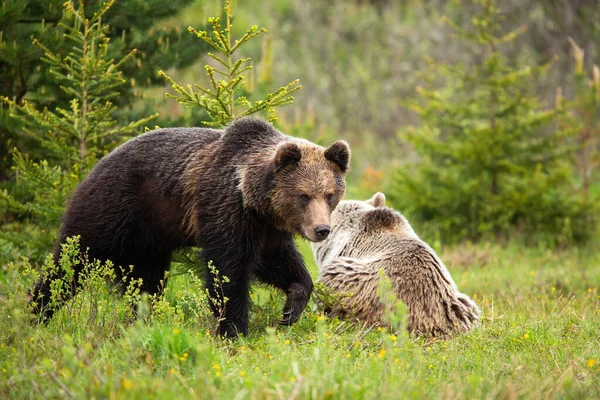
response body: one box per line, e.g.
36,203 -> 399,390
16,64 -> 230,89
1,239 -> 599,399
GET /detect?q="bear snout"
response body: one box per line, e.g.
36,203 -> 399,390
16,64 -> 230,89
314,225 -> 331,241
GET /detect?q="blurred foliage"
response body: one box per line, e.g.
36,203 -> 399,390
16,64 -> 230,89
562,38 -> 600,202
0,1 -> 156,264
0,0 -> 599,263
389,0 -> 597,245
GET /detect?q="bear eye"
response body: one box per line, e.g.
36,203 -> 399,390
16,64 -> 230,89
299,194 -> 311,203
326,193 -> 334,202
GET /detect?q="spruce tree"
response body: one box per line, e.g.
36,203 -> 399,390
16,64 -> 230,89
0,0 -> 206,184
391,0 -> 592,243
0,0 -> 156,263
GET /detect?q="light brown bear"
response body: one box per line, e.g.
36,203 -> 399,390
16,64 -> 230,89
311,192 -> 480,337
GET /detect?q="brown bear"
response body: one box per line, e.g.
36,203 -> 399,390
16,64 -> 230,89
311,193 -> 480,337
31,117 -> 351,337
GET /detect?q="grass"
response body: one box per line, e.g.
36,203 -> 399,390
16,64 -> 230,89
1,239 -> 599,399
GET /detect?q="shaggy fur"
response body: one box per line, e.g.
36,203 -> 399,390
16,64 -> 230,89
311,193 -> 480,337
31,118 -> 350,337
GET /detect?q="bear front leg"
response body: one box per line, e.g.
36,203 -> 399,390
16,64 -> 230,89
256,239 -> 314,326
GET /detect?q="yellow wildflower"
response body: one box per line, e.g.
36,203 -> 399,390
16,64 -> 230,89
121,379 -> 134,390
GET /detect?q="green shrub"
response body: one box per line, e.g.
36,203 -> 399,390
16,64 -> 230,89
389,0 -> 597,245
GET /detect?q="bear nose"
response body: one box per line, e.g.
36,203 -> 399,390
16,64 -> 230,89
314,225 -> 331,240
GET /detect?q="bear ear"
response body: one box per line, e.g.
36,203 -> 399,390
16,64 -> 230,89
365,192 -> 386,208
274,142 -> 302,170
324,140 -> 350,173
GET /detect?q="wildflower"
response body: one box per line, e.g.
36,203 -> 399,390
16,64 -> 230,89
473,293 -> 478,299
426,346 -> 431,351
213,364 -> 220,370
290,376 -> 296,382
173,328 -> 180,335
215,371 -> 222,377
354,341 -> 361,347
390,335 -> 397,342
255,367 -> 260,371
346,353 -> 351,358
523,333 -> 530,339
552,287 -> 556,292
588,288 -> 593,292
377,327 -> 382,332
268,354 -> 273,360
378,349 -> 386,359
317,315 -> 324,321
285,339 -> 291,345
121,378 -> 134,390
240,371 -> 246,377
169,368 -> 176,375
428,364 -> 433,369
588,359 -> 596,368
530,271 -> 535,276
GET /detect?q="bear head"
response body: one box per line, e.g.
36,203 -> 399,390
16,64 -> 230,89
237,127 -> 351,243
268,139 -> 351,242
311,192 -> 418,265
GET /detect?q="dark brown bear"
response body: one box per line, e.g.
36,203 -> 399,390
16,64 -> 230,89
31,118 -> 350,337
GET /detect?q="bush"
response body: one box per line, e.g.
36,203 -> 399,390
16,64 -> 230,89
389,0 -> 597,245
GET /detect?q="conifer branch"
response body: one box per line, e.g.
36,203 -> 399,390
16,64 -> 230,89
161,0 -> 301,125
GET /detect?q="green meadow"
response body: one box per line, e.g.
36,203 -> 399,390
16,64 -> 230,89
1,240 -> 598,399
